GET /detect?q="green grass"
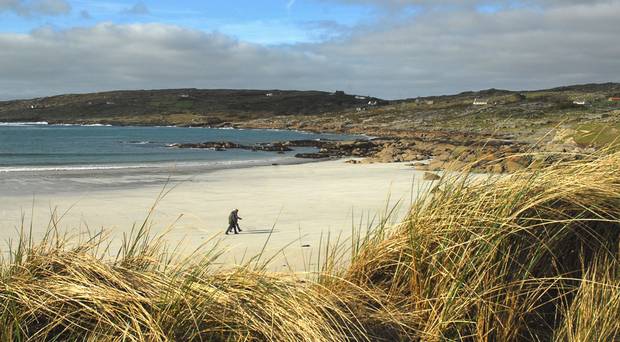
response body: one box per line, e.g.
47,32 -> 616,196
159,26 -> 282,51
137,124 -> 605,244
1,152 -> 619,341
573,122 -> 620,149
175,100 -> 194,110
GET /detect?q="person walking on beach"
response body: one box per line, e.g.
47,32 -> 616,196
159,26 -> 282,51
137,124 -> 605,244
226,209 -> 242,235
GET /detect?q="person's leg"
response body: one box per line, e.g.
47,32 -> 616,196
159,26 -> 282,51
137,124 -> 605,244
225,224 -> 233,235
236,223 -> 242,232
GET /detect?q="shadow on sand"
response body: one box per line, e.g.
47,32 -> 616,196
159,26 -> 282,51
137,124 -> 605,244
238,229 -> 280,235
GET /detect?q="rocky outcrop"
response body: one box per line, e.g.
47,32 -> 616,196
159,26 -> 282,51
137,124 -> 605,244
170,141 -> 293,152
423,172 -> 441,181
171,133 -> 587,174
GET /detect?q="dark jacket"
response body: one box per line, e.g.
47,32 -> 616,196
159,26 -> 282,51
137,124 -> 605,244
229,211 -> 240,226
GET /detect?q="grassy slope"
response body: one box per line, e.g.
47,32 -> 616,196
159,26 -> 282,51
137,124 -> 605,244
1,151 -> 619,341
1,84 -> 619,141
0,89 -> 384,126
241,83 -> 620,148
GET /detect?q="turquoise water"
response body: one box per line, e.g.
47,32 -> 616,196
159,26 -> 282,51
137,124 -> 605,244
0,123 -> 357,172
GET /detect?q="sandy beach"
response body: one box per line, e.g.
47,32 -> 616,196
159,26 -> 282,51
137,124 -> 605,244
0,160 -> 435,271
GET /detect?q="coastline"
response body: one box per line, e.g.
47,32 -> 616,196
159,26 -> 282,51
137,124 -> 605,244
0,159 -> 435,271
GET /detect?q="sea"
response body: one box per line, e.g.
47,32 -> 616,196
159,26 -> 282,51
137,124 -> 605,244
0,122 -> 359,195
0,122 -> 358,172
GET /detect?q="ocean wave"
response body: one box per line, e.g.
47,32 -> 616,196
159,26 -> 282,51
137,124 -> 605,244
0,121 -> 49,126
0,164 -> 152,173
0,158 -> 296,173
123,140 -> 155,145
54,123 -> 113,127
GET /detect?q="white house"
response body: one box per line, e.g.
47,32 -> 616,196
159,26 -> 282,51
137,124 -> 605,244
368,100 -> 378,106
473,98 -> 488,105
266,93 -> 274,97
573,100 -> 586,105
355,96 -> 367,100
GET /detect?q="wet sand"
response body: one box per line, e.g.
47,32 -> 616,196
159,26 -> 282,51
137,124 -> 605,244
0,160 -> 436,271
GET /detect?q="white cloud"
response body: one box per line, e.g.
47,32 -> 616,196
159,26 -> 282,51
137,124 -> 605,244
0,0 -> 70,16
0,1 -> 619,100
121,2 -> 149,15
325,0 -> 614,7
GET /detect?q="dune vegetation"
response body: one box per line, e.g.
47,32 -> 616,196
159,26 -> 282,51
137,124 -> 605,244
1,151 -> 619,341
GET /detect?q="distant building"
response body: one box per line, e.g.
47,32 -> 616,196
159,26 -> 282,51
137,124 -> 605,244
106,101 -> 115,105
473,98 -> 488,105
368,100 -> 378,106
356,107 -> 366,112
355,96 -> 367,100
416,98 -> 434,105
179,94 -> 190,98
266,93 -> 274,97
573,100 -> 586,105
609,97 -> 620,102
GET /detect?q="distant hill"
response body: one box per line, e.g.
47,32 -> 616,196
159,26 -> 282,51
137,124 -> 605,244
0,89 -> 386,126
1,83 -> 619,126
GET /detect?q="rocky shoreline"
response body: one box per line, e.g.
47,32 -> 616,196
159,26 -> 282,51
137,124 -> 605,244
170,135 -> 554,173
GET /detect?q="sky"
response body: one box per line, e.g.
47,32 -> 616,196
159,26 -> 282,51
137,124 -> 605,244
0,0 -> 619,100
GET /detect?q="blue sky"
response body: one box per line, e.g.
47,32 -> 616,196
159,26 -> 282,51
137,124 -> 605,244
0,0 -> 618,100
0,0 -> 379,44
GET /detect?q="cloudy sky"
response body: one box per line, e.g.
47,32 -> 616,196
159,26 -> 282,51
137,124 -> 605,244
0,0 -> 618,100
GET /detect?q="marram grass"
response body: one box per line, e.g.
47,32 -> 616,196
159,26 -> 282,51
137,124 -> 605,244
1,152 -> 619,341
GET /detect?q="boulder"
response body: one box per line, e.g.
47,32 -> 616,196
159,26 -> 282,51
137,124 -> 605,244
486,163 -> 504,173
504,160 -> 524,173
423,172 -> 441,181
295,153 -> 330,159
437,152 -> 452,162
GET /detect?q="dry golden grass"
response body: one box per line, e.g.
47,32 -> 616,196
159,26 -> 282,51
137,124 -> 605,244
1,151 -> 619,341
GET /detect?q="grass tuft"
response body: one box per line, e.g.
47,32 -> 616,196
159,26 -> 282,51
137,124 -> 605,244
1,151 -> 619,341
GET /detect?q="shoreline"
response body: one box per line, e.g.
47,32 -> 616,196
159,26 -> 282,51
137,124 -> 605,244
0,120 -> 373,139
0,159 -> 436,271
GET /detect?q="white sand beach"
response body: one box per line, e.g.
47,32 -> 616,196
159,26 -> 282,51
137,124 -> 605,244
0,160 -> 436,271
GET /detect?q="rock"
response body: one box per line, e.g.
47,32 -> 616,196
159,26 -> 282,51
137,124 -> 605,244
437,152 -> 451,162
345,159 -> 361,164
423,172 -> 441,181
427,160 -> 445,171
286,139 -> 325,147
443,160 -> 468,171
170,141 -> 292,152
504,160 -> 524,173
486,163 -> 504,173
295,153 -> 330,159
504,155 -> 530,173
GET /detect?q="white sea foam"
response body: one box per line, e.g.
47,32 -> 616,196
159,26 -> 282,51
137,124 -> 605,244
125,141 -> 153,145
0,121 -> 49,126
0,158 -> 293,174
0,164 -> 151,173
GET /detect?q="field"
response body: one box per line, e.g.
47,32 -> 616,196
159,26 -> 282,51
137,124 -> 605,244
1,151 -> 618,341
